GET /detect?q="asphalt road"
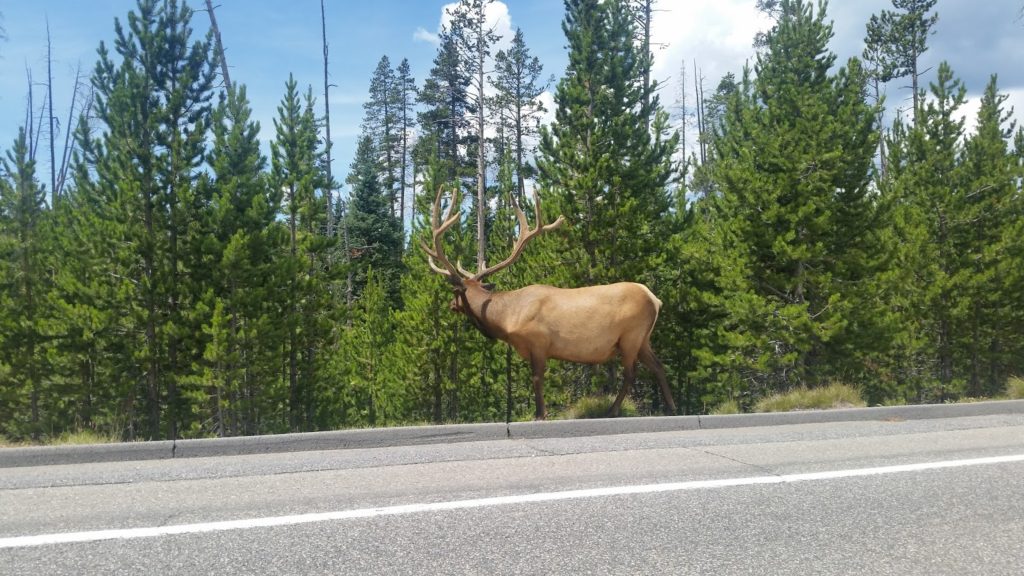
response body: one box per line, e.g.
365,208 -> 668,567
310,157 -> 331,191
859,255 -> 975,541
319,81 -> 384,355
2,413 -> 1023,575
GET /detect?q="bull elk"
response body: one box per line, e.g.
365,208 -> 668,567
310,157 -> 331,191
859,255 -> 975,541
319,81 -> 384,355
420,187 -> 677,419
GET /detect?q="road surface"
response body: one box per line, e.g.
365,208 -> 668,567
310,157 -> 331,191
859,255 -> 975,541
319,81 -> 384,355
2,412 -> 1023,575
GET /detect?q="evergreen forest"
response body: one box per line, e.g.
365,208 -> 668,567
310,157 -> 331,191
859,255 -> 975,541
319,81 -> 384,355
1,0 -> 1022,442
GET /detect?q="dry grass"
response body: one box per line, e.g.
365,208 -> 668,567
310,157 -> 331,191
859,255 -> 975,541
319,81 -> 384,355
710,399 -> 741,415
1006,376 -> 1024,400
1,429 -> 122,448
563,395 -> 637,419
753,383 -> 866,413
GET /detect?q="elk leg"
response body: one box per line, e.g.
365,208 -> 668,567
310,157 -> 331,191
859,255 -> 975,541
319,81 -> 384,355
608,362 -> 635,418
641,344 -> 677,415
530,354 -> 547,420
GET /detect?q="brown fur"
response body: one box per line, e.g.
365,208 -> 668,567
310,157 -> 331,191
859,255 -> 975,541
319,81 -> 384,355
453,279 -> 676,419
423,187 -> 676,419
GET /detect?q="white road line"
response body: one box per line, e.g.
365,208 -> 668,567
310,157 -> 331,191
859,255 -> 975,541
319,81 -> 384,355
3,453 -> 1023,549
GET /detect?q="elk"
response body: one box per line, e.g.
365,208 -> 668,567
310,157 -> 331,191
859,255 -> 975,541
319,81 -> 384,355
420,187 -> 677,419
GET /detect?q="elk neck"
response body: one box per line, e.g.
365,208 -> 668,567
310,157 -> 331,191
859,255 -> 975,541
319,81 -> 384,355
457,281 -> 508,341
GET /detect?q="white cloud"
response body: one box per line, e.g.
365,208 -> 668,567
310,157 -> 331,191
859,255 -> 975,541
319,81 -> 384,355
536,90 -> 556,128
650,0 -> 771,86
414,1 -> 515,52
957,87 -> 1024,139
413,27 -> 439,45
648,1 -> 771,150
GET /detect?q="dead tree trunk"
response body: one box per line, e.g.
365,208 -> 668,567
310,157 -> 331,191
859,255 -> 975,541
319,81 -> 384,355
204,0 -> 232,89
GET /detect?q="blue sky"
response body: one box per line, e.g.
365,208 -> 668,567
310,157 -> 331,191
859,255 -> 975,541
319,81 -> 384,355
1,1 -> 1022,201
0,0 -> 566,196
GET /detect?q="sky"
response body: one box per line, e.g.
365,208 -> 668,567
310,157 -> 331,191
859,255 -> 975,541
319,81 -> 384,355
1,0 -> 1022,200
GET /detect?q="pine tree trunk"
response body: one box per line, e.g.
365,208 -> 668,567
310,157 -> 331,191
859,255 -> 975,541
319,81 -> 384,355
289,200 -> 300,430
476,65 -> 487,271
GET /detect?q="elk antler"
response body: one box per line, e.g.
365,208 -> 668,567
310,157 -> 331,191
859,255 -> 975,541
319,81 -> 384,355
421,186 -> 565,283
420,186 -> 465,282
468,189 -> 566,281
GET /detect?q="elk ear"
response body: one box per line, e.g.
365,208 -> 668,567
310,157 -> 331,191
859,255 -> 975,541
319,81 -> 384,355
446,275 -> 465,289
482,282 -> 496,291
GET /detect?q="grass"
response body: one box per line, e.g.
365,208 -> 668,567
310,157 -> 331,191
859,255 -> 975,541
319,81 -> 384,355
51,429 -> 122,445
753,383 -> 866,413
1,428 -> 123,448
1006,376 -> 1024,400
563,394 -> 637,419
710,399 -> 741,415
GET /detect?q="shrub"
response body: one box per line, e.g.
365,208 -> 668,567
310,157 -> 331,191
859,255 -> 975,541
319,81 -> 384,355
753,383 -> 866,413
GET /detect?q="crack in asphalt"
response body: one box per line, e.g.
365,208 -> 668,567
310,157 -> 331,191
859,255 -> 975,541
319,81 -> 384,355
687,446 -> 780,477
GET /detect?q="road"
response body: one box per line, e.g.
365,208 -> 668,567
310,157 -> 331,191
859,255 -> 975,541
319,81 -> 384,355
2,413 -> 1023,575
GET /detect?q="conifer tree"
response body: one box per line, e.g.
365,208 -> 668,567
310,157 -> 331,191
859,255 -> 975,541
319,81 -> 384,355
344,135 -> 404,305
271,76 -> 331,431
957,75 -> 1019,395
54,115 -> 137,438
394,58 -> 418,232
863,0 -> 938,123
490,27 -> 549,203
882,62 -> 966,401
707,0 -> 883,398
417,32 -> 473,182
537,0 -> 677,288
363,56 -> 401,217
0,129 -> 51,439
333,269 -> 401,427
535,0 -> 677,398
204,84 -> 286,435
80,0 -> 217,439
449,0 -> 500,271
395,161 -> 473,422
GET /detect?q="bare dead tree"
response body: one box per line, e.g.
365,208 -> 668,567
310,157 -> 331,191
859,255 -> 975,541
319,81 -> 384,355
321,0 -> 335,238
55,65 -> 91,199
204,0 -> 232,89
25,66 -> 48,163
46,18 -> 57,205
693,60 -> 707,165
675,58 -> 688,188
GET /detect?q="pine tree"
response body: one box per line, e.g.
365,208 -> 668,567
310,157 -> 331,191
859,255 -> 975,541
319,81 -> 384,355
490,27 -> 549,203
537,0 -> 677,287
707,0 -> 883,398
363,56 -> 401,218
397,161 -> 472,422
950,74 -> 1019,396
81,0 -> 217,439
344,135 -> 404,305
54,115 -> 137,439
394,58 -> 418,233
417,31 -> 473,182
271,76 -> 331,431
204,84 -> 286,435
883,62 -> 967,401
333,269 -> 401,427
863,0 -> 938,123
449,0 -> 500,271
534,0 -> 677,400
0,128 -> 51,439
